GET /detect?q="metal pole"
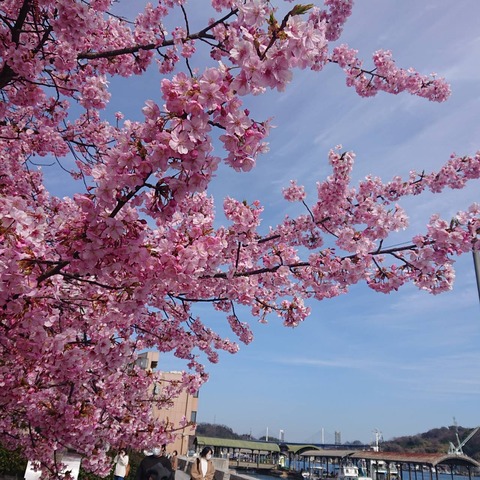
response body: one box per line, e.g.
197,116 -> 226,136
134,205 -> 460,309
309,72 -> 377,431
473,250 -> 480,303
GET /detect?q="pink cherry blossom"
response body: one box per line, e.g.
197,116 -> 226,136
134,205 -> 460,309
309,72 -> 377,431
0,1 -> 478,478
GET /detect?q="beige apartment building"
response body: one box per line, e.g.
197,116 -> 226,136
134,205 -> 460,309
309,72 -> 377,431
136,351 -> 198,456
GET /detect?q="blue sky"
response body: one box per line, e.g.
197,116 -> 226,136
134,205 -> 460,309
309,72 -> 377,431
44,1 -> 480,445
162,0 -> 480,445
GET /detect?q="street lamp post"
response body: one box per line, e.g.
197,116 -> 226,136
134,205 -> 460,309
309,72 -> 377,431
473,250 -> 480,303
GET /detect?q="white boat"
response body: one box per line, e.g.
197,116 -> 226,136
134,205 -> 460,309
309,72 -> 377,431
338,464 -> 373,480
370,461 -> 398,480
302,466 -> 324,480
338,465 -> 362,480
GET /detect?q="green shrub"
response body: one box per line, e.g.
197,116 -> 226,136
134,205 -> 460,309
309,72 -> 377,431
0,445 -> 27,478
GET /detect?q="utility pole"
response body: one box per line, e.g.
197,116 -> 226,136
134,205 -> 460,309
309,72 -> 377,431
473,250 -> 480,303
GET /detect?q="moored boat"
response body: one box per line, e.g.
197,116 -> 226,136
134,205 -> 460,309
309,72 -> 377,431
370,461 -> 398,480
338,464 -> 373,480
302,467 -> 324,480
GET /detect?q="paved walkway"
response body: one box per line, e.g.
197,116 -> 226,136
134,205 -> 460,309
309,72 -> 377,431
175,470 -> 190,480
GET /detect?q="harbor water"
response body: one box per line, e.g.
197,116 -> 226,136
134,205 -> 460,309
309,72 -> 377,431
241,473 -> 480,480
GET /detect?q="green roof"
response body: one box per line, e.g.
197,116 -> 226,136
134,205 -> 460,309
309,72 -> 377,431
195,436 -> 280,452
283,444 -> 321,454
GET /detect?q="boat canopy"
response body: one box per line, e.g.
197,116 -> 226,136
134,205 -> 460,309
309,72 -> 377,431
194,436 -> 280,453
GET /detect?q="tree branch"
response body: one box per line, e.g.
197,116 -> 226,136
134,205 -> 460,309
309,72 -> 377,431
77,8 -> 238,61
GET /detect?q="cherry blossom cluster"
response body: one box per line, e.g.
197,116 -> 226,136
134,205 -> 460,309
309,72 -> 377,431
0,0 -> 478,478
332,45 -> 451,101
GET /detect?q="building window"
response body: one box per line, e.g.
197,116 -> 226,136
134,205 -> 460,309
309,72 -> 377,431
151,360 -> 158,369
190,411 -> 197,423
153,382 -> 162,396
193,391 -> 199,398
136,357 -> 148,369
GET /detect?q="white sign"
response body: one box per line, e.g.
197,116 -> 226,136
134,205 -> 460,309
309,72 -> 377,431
25,453 -> 82,480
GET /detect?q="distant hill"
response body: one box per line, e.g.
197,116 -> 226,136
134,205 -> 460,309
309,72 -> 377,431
196,422 -> 252,440
196,423 -> 480,461
383,425 -> 480,461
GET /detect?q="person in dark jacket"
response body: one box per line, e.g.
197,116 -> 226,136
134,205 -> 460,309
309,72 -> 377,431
136,447 -> 173,480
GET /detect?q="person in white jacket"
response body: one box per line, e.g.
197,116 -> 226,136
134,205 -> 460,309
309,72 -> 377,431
113,449 -> 130,480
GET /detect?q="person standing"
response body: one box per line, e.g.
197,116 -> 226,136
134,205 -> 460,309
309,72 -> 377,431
190,447 -> 215,480
113,449 -> 130,480
170,451 -> 178,473
136,447 -> 173,480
